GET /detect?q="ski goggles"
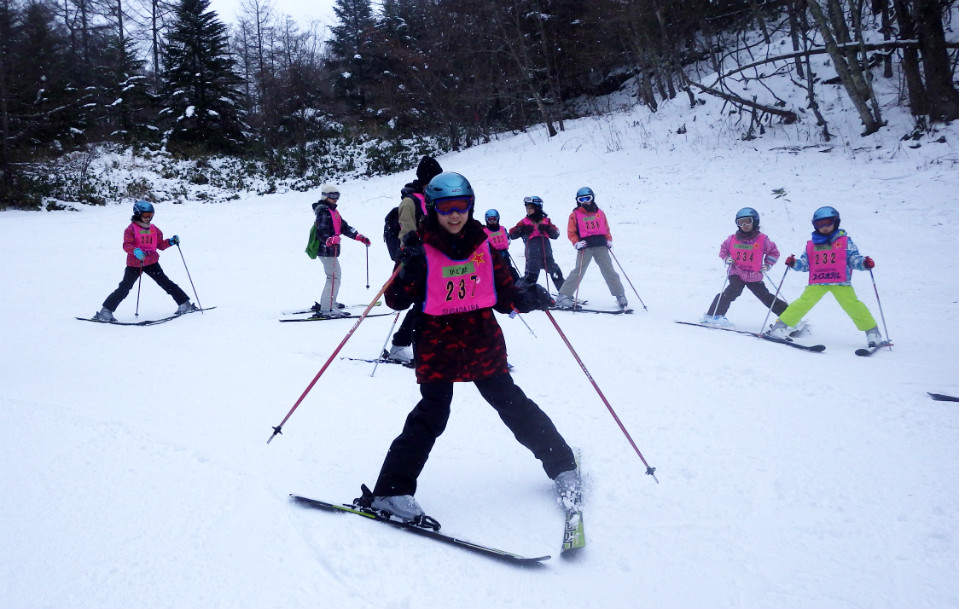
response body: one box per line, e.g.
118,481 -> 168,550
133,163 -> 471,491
576,194 -> 594,204
813,217 -> 836,229
736,217 -> 754,228
140,212 -> 154,220
434,197 -> 474,216
325,192 -> 340,200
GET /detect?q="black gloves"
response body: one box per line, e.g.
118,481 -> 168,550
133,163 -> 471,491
397,232 -> 425,285
514,283 -> 553,313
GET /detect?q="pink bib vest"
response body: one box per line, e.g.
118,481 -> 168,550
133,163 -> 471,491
483,226 -> 510,250
328,208 -> 343,235
133,224 -> 159,252
575,209 -> 608,238
730,234 -> 767,272
422,240 -> 497,316
806,236 -> 847,284
412,193 -> 428,216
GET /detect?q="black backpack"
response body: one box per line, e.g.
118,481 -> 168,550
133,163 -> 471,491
383,207 -> 402,261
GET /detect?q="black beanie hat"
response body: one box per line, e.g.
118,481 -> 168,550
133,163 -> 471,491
416,156 -> 443,185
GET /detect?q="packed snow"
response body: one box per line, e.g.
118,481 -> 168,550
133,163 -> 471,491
1,75 -> 957,608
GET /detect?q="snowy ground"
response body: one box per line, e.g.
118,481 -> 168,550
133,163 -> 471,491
1,68 -> 958,608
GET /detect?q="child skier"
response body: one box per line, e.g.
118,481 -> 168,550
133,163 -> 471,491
361,172 -> 580,523
702,207 -> 789,327
312,184 -> 371,318
93,200 -> 197,322
507,196 -> 565,291
765,206 -> 882,346
555,187 -> 628,310
483,209 -> 520,281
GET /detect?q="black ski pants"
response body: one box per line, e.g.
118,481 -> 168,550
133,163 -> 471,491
372,375 -> 576,497
103,263 -> 189,312
523,254 -> 564,292
708,274 -> 787,317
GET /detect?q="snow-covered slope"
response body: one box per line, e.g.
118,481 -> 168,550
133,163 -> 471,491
1,67 -> 957,608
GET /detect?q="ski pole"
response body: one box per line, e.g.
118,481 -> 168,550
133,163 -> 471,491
706,272 -> 730,318
540,242 -> 550,295
543,309 -> 658,483
757,266 -> 789,336
365,244 -> 370,289
763,270 -> 780,294
176,244 -> 204,312
371,311 -> 402,377
268,265 -> 403,444
134,261 -> 144,317
868,269 -> 892,349
509,308 -> 537,337
609,248 -> 647,310
573,248 -> 585,312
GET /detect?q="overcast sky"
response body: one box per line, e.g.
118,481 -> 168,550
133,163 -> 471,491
208,0 -> 338,32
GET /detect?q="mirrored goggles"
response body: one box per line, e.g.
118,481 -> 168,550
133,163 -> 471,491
434,197 -> 474,216
140,212 -> 154,220
325,192 -> 340,200
736,217 -> 754,228
813,217 -> 835,229
576,195 -> 594,204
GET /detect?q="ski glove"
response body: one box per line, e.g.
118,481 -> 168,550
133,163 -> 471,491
133,248 -> 145,261
356,234 -> 371,246
397,233 -> 425,285
514,283 -> 552,313
724,257 -> 734,266
574,240 -> 588,250
762,263 -> 771,272
863,256 -> 875,269
325,236 -> 341,247
785,255 -> 796,267
168,235 -> 180,246
606,241 -> 613,249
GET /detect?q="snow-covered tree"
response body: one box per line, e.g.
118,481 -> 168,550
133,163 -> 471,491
160,0 -> 245,153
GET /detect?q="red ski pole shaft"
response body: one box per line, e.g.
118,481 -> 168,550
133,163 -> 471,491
543,309 -> 658,482
267,265 -> 402,444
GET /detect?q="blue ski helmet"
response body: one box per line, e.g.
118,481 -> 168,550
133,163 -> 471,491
133,200 -> 154,216
735,207 -> 760,229
523,196 -> 543,209
424,172 -> 474,208
575,187 -> 595,203
485,209 -> 500,222
812,206 -> 840,229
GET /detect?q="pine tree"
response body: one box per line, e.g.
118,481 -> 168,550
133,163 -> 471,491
160,0 -> 246,153
326,0 -> 378,123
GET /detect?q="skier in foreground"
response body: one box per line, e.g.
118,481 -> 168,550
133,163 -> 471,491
362,172 -> 581,524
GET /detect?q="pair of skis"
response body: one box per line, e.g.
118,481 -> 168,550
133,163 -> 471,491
676,320 -> 893,356
76,306 -> 216,326
291,465 -> 584,567
279,301 -> 394,323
